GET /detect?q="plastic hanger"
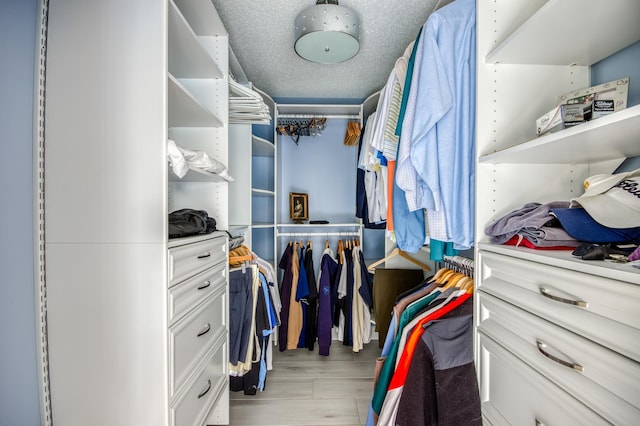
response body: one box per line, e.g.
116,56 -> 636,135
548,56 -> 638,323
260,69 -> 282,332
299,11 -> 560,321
367,247 -> 431,272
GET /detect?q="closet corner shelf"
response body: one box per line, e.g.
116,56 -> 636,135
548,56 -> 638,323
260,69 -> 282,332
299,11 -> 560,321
168,74 -> 223,127
168,0 -> 222,79
485,0 -> 640,65
478,104 -> 640,165
252,135 -> 275,156
252,223 -> 276,229
251,188 -> 275,196
478,243 -> 640,285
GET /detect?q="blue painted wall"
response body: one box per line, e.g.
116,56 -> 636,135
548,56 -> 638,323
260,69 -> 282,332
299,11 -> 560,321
278,118 -> 358,224
0,0 -> 41,425
591,40 -> 640,173
591,40 -> 640,107
277,117 -> 386,267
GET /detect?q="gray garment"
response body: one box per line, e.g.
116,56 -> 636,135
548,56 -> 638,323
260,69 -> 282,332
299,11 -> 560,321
517,225 -> 580,247
484,201 -> 571,244
229,268 -> 254,366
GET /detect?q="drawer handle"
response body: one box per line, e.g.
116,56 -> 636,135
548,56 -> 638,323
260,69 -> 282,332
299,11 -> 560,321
197,252 -> 211,259
197,280 -> 211,290
536,340 -> 583,372
197,323 -> 211,337
539,287 -> 587,308
535,419 -> 545,426
197,379 -> 211,399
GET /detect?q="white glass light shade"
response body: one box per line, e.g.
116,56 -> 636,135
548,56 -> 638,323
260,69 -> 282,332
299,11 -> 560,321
294,3 -> 360,64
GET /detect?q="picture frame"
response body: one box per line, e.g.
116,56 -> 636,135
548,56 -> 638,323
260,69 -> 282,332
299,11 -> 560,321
289,192 -> 308,223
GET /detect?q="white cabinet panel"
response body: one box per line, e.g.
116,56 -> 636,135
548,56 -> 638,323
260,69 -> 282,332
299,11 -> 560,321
168,235 -> 227,287
169,288 -> 227,396
478,250 -> 640,361
477,333 -> 608,426
477,292 -> 640,425
46,243 -> 168,426
170,338 -> 228,426
168,262 -> 227,325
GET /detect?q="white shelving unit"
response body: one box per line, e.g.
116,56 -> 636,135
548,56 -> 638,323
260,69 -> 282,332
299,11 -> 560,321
228,87 -> 277,266
475,1 -> 640,425
43,0 -> 230,424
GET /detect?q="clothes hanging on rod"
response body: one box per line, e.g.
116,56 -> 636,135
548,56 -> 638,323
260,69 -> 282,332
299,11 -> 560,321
277,238 -> 374,356
228,247 -> 280,395
359,0 -> 476,260
364,256 -> 480,426
356,122 -> 387,230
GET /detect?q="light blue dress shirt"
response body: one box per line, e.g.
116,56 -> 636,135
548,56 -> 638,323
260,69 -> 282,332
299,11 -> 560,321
410,0 -> 476,250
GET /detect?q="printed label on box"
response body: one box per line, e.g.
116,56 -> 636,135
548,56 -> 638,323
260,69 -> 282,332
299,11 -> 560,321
557,77 -> 629,114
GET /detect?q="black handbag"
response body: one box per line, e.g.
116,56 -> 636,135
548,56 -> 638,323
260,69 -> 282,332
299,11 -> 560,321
168,209 -> 216,239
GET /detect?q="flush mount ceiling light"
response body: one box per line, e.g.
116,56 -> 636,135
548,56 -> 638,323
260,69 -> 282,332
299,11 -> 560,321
294,0 -> 360,64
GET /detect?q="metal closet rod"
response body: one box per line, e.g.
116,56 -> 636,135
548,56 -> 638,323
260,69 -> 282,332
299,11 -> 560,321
277,231 -> 361,237
277,114 -> 360,119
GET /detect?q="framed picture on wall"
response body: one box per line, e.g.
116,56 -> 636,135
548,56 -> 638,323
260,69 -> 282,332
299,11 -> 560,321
289,192 -> 308,223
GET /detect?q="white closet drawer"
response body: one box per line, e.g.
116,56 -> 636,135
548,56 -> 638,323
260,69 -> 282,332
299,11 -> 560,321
170,339 -> 227,426
168,236 -> 226,287
168,261 -> 227,325
478,250 -> 640,361
477,292 -> 640,425
169,288 -> 227,397
477,332 -> 607,426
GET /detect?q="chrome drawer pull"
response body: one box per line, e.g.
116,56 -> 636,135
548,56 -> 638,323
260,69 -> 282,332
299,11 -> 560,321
539,287 -> 587,308
197,323 -> 211,337
197,280 -> 211,290
197,252 -> 211,259
197,379 -> 211,399
536,340 -> 583,372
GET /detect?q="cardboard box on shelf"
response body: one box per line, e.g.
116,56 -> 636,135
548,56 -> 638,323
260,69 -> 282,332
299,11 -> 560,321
536,103 -> 588,136
557,77 -> 629,120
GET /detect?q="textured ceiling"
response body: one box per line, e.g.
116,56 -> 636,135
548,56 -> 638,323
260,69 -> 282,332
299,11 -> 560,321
212,0 -> 446,101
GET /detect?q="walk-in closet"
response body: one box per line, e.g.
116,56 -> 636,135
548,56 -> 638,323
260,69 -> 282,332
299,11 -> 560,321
2,0 -> 640,425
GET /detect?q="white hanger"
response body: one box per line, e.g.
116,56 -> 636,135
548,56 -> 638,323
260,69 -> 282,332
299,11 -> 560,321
367,247 -> 431,272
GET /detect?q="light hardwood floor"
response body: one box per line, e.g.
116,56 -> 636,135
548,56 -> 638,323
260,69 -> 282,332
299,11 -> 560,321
229,341 -> 380,425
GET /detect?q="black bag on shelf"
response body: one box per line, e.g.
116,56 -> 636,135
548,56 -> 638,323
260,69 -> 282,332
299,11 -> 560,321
168,208 -> 216,239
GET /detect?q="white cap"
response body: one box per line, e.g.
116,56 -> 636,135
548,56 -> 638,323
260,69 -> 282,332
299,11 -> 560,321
571,168 -> 640,229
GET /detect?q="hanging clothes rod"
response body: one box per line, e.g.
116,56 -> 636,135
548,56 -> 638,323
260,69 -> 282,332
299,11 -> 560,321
277,231 -> 361,237
278,114 -> 360,120
442,255 -> 474,277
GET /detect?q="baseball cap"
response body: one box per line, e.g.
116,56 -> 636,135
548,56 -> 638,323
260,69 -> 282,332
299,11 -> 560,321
570,168 -> 640,228
551,207 -> 640,244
